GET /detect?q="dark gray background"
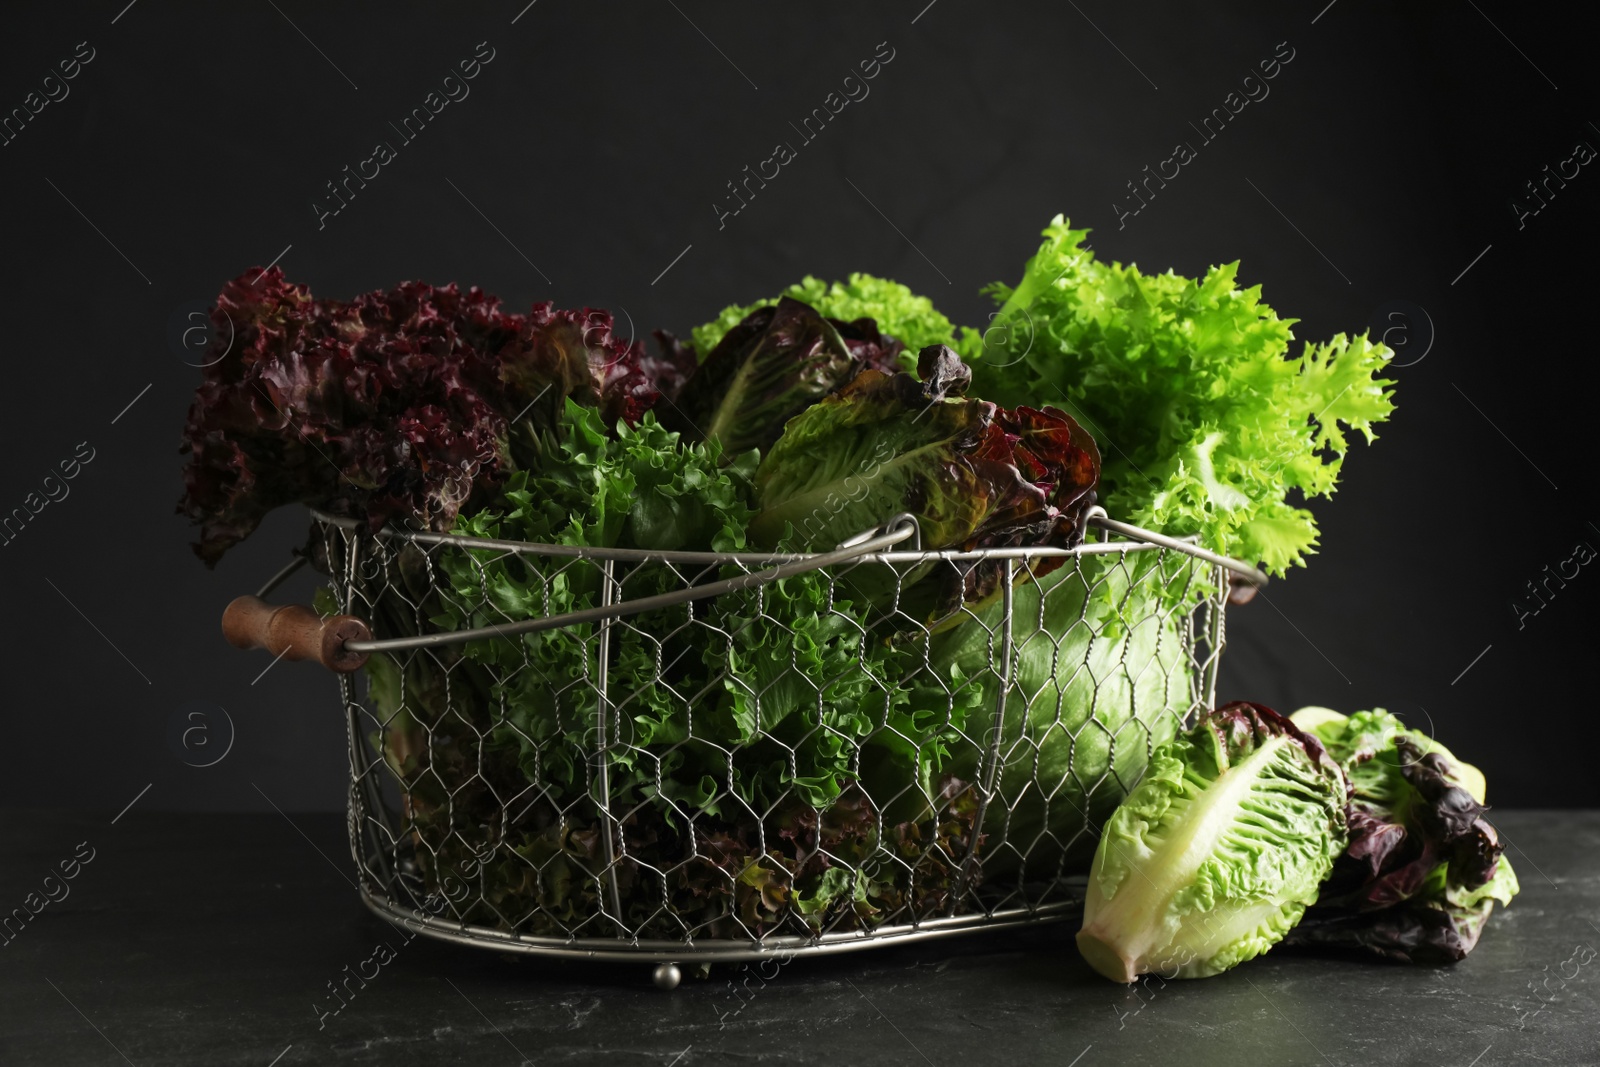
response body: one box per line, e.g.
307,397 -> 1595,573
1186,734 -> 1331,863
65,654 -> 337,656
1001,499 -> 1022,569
1,0 -> 1593,814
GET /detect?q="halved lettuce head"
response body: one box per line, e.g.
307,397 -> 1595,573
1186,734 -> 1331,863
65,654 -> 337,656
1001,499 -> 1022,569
1077,702 -> 1347,982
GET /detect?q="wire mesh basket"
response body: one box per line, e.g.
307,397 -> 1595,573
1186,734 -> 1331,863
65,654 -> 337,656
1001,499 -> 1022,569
226,507 -> 1264,982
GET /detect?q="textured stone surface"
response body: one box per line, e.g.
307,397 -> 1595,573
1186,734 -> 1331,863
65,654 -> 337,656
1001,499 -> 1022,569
2,810 -> 1594,1066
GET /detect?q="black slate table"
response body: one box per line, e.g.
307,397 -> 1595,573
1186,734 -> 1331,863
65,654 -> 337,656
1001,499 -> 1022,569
2,810 -> 1595,1066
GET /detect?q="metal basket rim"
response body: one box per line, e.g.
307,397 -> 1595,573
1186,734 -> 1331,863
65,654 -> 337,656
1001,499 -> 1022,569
310,505 -> 1263,656
307,506 -> 1264,576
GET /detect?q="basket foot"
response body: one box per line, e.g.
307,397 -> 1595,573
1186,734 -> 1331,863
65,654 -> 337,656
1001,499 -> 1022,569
652,963 -> 682,990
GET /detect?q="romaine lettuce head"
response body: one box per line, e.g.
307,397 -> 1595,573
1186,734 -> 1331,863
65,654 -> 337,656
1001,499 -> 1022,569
1077,702 -> 1347,982
690,273 -> 962,366
1286,707 -> 1519,963
750,345 -> 1100,560
665,297 -> 904,455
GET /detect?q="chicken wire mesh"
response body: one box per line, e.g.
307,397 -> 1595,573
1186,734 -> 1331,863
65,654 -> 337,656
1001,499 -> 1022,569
301,509 -> 1244,964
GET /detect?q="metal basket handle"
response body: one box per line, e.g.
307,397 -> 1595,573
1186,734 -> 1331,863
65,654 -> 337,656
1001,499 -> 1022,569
219,515 -> 922,672
1083,509 -> 1268,604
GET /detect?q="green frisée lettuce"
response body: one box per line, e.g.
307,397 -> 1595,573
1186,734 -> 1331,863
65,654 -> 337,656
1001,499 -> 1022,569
1076,702 -> 1347,982
428,399 -> 894,813
968,217 -> 1397,576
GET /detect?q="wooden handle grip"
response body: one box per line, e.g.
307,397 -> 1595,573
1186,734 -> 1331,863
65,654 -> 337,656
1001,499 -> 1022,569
222,596 -> 372,673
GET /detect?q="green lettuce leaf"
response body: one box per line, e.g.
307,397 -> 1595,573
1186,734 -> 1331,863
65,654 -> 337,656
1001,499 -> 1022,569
968,216 -> 1396,575
663,297 -> 899,456
749,356 -> 991,551
426,399 -> 898,820
750,346 -> 1099,558
860,547 -> 1197,881
1076,702 -> 1347,981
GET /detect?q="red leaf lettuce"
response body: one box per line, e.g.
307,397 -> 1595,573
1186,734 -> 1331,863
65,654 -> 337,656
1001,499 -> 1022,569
177,268 -> 665,564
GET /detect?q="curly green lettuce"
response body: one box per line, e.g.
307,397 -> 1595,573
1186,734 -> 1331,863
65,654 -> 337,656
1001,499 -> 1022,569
426,400 -> 897,815
344,400 -> 983,937
690,273 -> 961,368
968,216 -> 1397,575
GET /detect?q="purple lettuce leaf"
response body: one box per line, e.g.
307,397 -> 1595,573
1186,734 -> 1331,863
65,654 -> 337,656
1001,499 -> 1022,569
747,345 -> 1099,557
1283,893 -> 1500,965
663,297 -> 907,455
1284,709 -> 1519,964
178,268 -> 662,565
646,328 -> 699,402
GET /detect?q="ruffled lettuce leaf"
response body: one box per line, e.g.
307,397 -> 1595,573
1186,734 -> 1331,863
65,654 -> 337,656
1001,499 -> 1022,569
424,400 -> 896,818
1077,702 -> 1347,981
968,216 -> 1397,576
178,269 -> 665,564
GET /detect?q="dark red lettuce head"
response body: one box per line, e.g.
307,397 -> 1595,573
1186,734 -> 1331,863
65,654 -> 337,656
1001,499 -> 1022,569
178,268 -> 660,565
646,329 -> 700,402
1284,708 -> 1517,964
